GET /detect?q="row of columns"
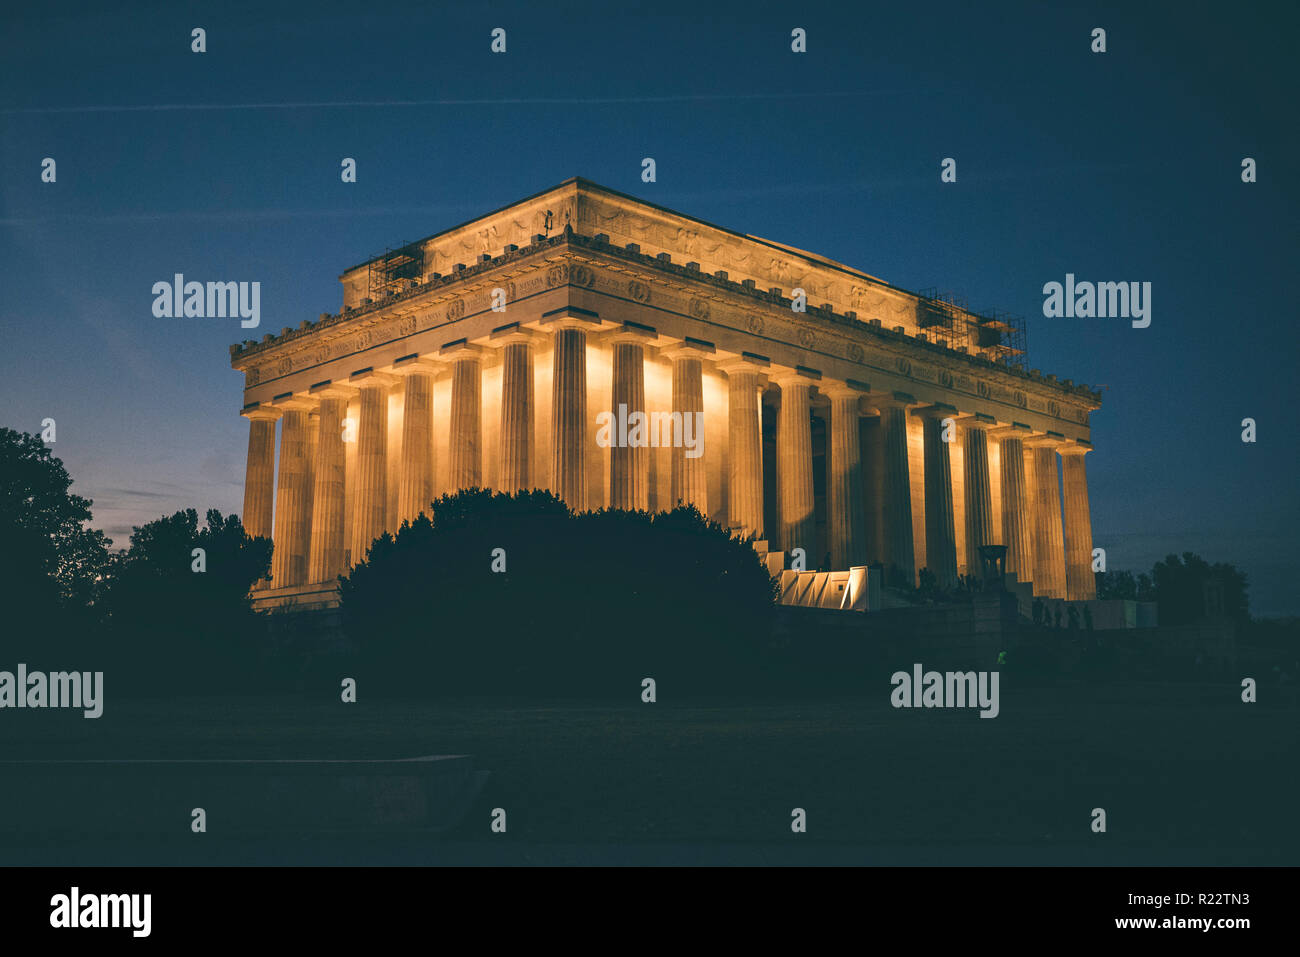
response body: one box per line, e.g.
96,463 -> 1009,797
735,384 -> 1093,600
243,328 -> 1094,600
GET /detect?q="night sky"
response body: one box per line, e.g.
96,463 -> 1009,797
2,1 -> 1296,613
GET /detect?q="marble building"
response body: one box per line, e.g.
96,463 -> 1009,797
230,178 -> 1100,610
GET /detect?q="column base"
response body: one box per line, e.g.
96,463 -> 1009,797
250,580 -> 342,613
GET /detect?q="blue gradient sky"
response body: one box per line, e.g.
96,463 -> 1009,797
2,1 -> 1296,613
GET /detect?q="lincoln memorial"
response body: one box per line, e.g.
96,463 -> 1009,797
230,177 -> 1100,611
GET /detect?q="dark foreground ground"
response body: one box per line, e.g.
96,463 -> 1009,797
1,680 -> 1295,865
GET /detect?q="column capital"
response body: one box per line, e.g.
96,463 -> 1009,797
308,380 -> 360,401
272,393 -> 318,413
540,306 -> 601,331
867,390 -> 917,411
1058,440 -> 1093,457
605,321 -> 657,346
911,402 -> 960,420
438,340 -> 485,362
488,323 -> 544,347
348,368 -> 400,389
769,365 -> 820,389
717,353 -> 771,376
986,422 -> 1034,440
241,403 -> 282,422
952,411 -> 997,429
820,378 -> 871,401
661,338 -> 716,362
390,354 -> 444,375
1023,432 -> 1067,450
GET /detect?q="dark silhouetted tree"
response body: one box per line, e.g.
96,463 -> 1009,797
1151,552 -> 1249,625
100,508 -> 271,690
0,428 -> 111,646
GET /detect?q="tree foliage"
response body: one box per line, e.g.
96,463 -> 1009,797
1095,553 -> 1248,623
0,428 -> 111,639
100,508 -> 272,687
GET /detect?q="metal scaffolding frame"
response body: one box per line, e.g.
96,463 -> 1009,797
917,287 -> 1027,369
367,241 -> 424,300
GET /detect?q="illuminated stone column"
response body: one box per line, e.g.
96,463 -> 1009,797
496,331 -> 536,493
549,318 -> 589,510
270,400 -> 314,588
719,358 -> 765,539
824,383 -> 865,570
876,394 -> 915,585
962,420 -> 994,578
917,406 -> 959,589
772,371 -> 815,559
990,427 -> 1034,586
1028,436 -> 1067,599
349,372 -> 396,567
447,348 -> 483,491
394,359 -> 439,521
1061,444 -> 1097,600
861,413 -> 885,565
302,409 -> 319,564
241,406 -> 280,543
609,332 -> 649,511
663,345 -> 708,513
307,384 -> 356,583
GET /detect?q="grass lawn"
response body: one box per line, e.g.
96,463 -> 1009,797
1,679 -> 1295,864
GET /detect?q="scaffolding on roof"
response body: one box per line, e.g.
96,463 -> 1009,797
916,287 -> 1028,368
367,241 -> 424,300
973,308 -> 1027,369
916,288 -> 971,352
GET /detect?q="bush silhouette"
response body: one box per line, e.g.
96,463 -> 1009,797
339,489 -> 777,696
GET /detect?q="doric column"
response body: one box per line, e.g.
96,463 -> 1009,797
548,318 -> 590,510
917,406 -> 959,589
302,409 -> 319,564
307,384 -> 356,583
495,330 -> 537,493
962,420 -> 995,578
446,347 -> 483,491
270,399 -> 315,588
823,383 -> 866,569
240,406 -> 280,543
876,394 -> 915,585
861,414 -> 885,566
393,358 -> 440,521
990,426 -> 1034,586
609,331 -> 649,511
663,345 -> 708,513
772,371 -> 815,560
719,357 -> 766,540
1027,436 -> 1067,599
1060,444 -> 1097,600
349,371 -> 396,567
